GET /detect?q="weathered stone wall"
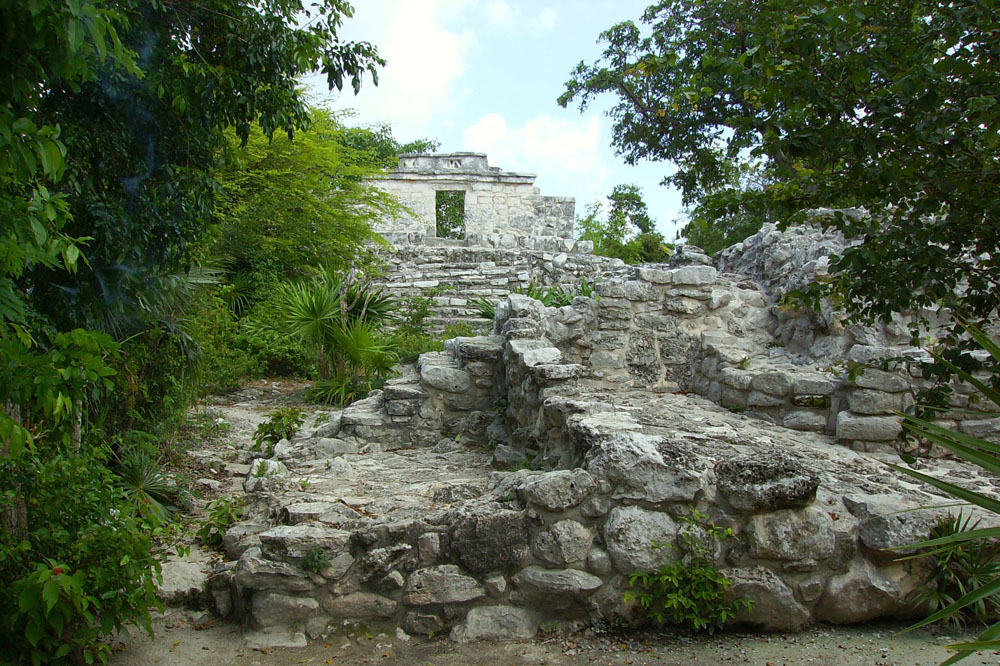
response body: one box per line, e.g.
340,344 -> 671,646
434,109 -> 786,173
374,153 -> 574,240
205,219 -> 999,645
373,243 -> 623,332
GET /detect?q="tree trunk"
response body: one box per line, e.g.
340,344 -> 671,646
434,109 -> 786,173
71,398 -> 82,453
1,403 -> 27,543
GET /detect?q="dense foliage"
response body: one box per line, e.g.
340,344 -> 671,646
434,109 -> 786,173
577,184 -> 673,263
560,0 -> 999,350
1,0 -> 382,661
891,324 -> 1000,662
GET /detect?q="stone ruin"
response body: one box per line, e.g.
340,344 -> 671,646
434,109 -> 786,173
372,152 -> 620,332
200,165 -> 1000,646
374,152 -> 575,245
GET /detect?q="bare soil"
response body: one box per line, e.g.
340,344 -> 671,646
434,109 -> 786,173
110,609 -> 1000,666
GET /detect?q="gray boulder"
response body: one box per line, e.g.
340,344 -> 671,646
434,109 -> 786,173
450,606 -> 537,642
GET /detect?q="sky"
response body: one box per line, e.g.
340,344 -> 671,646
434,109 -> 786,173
301,0 -> 687,239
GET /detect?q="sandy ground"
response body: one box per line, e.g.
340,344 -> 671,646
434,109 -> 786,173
108,608 -> 1000,666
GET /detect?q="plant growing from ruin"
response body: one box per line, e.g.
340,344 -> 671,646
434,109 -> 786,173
473,297 -> 498,321
196,497 -> 245,549
301,547 -> 331,574
889,321 -> 1000,663
625,510 -> 752,633
253,408 -> 306,455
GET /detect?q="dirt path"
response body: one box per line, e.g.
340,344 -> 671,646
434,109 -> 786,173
110,609 -> 1000,666
109,381 -> 1000,666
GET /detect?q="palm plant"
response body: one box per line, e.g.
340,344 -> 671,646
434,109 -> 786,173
274,270 -> 397,404
888,321 -> 1000,664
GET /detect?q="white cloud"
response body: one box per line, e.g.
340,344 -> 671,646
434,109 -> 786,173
529,7 -> 557,31
308,0 -> 475,139
484,0 -> 518,26
462,112 -> 608,209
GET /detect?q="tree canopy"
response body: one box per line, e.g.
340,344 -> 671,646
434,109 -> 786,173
0,1 -> 383,661
577,184 -> 673,264
560,0 -> 999,340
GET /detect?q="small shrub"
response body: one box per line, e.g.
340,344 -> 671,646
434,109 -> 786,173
301,547 -> 331,573
196,497 -> 245,548
906,512 -> 1000,630
253,407 -> 305,454
625,510 -> 752,633
392,330 -> 445,364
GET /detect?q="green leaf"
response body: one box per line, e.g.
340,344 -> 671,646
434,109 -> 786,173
42,578 -> 60,613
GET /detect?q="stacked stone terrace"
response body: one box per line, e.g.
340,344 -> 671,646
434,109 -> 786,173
204,222 -> 999,645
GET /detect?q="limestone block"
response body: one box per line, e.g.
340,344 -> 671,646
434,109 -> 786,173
313,437 -> 359,456
402,611 -> 444,635
670,265 -> 717,285
280,502 -> 338,525
233,551 -> 315,593
533,520 -> 594,567
782,409 -> 829,432
814,560 -> 906,623
517,469 -> 596,511
603,506 -> 678,574
244,459 -> 289,492
959,417 -> 1000,440
858,512 -> 939,561
485,574 -> 507,597
417,532 -> 441,563
590,350 -> 625,369
719,387 -> 748,410
626,331 -> 659,366
404,565 -> 485,606
624,280 -> 657,301
520,347 -> 562,367
310,412 -> 343,438
836,412 -> 902,441
747,391 -> 786,408
715,453 -> 819,513
637,267 -> 673,284
579,495 -> 610,518
451,606 -> 538,642
719,367 -> 753,390
846,389 -> 903,415
585,432 -> 701,504
746,507 -> 835,561
322,592 -> 396,618
452,509 -> 531,572
420,364 -> 471,393
511,566 -> 602,607
751,371 -> 792,397
792,375 -> 837,395
725,567 -> 810,631
259,525 -> 351,562
851,368 -> 909,392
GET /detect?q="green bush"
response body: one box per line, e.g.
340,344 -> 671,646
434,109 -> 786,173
891,321 -> 1000,662
185,290 -> 260,395
253,407 -> 306,455
625,510 -> 752,633
196,497 -> 245,549
392,330 -> 444,365
907,512 -> 1000,630
0,453 -> 161,665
